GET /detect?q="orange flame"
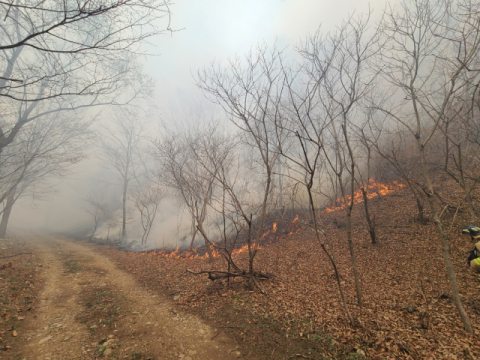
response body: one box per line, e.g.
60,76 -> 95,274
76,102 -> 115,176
128,221 -> 281,260
325,179 -> 405,213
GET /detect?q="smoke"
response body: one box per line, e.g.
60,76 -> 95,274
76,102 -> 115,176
4,0 -> 399,248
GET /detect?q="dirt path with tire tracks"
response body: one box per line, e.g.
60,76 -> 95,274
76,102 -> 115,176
15,237 -> 240,360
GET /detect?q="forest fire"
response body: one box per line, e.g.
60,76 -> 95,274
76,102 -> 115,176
325,179 -> 405,213
126,217 -> 300,260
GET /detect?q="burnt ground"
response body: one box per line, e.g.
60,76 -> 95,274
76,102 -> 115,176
0,237 -> 241,360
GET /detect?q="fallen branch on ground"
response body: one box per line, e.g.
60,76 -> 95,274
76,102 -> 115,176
186,269 -> 272,281
0,253 -> 33,260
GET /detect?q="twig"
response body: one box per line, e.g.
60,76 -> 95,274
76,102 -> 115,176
219,325 -> 242,328
450,201 -> 464,230
187,269 -> 247,278
253,277 -> 267,295
0,253 -> 33,260
210,331 -> 221,340
0,76 -> 23,83
187,268 -> 272,280
438,204 -> 449,220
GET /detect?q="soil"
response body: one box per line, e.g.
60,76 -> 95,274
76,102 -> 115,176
0,237 -> 241,360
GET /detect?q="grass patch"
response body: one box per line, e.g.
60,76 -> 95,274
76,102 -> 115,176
63,258 -> 83,273
76,287 -> 124,331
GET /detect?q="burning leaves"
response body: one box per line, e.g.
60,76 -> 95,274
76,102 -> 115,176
325,179 -> 405,213
127,219 -> 295,261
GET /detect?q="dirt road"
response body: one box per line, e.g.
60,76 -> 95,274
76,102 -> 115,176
14,237 -> 240,360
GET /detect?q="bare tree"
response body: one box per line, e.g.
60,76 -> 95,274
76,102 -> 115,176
196,44 -> 286,285
190,128 -> 272,291
84,193 -> 109,241
439,91 -> 480,222
355,121 -> 380,244
368,120 -> 429,224
299,13 -> 379,307
98,109 -> 145,241
278,58 -> 355,325
0,1 -> 168,153
374,0 -> 480,333
131,177 -> 164,246
0,105 -> 90,237
155,128 -> 217,259
0,0 -> 172,98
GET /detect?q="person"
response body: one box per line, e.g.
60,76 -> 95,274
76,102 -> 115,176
462,225 -> 480,272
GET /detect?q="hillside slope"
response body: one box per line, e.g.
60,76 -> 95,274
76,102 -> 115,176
101,181 -> 480,359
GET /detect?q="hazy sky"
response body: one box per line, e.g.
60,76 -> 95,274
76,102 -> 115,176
10,0 -> 397,244
149,0 -> 392,115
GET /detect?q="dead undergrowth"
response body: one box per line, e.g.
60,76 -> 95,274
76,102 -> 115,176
0,238 -> 43,356
99,179 -> 480,359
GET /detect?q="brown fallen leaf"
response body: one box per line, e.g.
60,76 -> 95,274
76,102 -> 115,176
17,316 -> 25,320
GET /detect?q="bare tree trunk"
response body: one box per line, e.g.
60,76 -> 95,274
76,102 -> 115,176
338,125 -> 363,307
415,196 -> 426,224
361,188 -> 376,245
89,219 -> 99,241
0,188 -> 16,238
457,151 -> 479,221
345,207 -> 363,307
196,223 -> 214,262
278,158 -> 283,210
189,213 -> 197,250
122,175 -> 128,241
255,171 -> 272,242
247,215 -> 255,290
464,190 -> 478,222
417,135 -> 472,333
306,177 -> 354,326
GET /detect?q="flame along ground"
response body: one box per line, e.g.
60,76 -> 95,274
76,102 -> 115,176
129,215 -> 299,260
128,180 -> 404,259
325,179 -> 405,213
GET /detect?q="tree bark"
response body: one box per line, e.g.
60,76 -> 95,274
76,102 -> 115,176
361,188 -> 376,244
415,197 -> 426,224
0,188 -> 16,238
345,208 -> 363,306
417,133 -> 472,333
189,213 -> 197,251
122,175 -> 128,241
89,218 -> 99,241
307,177 -> 354,326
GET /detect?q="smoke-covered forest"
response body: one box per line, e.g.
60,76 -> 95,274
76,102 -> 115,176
1,0 -> 480,359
